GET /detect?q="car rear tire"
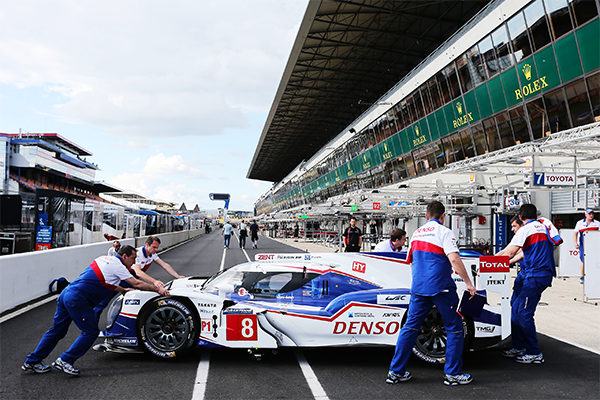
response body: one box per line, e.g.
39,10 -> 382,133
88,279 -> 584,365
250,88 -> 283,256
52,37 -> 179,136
138,298 -> 199,358
402,306 -> 474,364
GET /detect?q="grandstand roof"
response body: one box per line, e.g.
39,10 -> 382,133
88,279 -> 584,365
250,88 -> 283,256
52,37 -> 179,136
247,0 -> 492,183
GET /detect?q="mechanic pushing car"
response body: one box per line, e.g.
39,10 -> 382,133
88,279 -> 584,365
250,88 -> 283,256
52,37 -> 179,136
386,201 -> 476,386
497,204 -> 557,364
132,235 -> 186,287
22,245 -> 169,376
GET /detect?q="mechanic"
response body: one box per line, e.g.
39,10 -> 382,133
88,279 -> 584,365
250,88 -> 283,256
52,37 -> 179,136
222,220 -> 234,249
496,204 -> 555,364
107,240 -> 120,257
132,236 -> 185,288
22,245 -> 169,376
373,228 -> 406,252
343,217 -> 363,252
387,201 -> 476,386
573,209 -> 599,284
293,222 -> 299,242
239,220 -> 248,249
250,220 -> 260,249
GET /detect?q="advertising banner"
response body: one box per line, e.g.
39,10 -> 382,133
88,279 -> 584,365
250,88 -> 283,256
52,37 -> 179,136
583,230 -> 600,300
558,229 -> 581,277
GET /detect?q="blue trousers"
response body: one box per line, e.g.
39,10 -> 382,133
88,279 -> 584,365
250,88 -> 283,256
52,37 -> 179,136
510,274 -> 552,355
26,289 -> 100,365
224,234 -> 231,248
389,290 -> 464,376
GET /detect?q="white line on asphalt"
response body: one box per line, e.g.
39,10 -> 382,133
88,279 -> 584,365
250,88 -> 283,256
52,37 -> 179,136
295,349 -> 330,400
192,349 -> 211,400
219,246 -> 227,271
0,295 -> 58,323
543,333 -> 600,355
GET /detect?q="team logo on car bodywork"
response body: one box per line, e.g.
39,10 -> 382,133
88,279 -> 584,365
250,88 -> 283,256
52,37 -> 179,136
124,299 -> 140,305
352,261 -> 366,273
377,294 -> 410,305
348,312 -> 374,318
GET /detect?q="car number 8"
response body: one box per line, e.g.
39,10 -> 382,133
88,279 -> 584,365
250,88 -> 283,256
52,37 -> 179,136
226,314 -> 258,341
241,318 -> 254,338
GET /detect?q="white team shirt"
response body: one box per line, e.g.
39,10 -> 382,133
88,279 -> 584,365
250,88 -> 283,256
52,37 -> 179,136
574,218 -> 600,234
374,239 -> 400,252
95,255 -> 133,286
136,245 -> 160,272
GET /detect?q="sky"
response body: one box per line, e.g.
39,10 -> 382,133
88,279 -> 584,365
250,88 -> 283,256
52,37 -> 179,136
0,0 -> 309,212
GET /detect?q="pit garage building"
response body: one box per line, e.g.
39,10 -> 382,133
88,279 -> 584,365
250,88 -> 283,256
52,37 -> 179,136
248,0 -> 600,263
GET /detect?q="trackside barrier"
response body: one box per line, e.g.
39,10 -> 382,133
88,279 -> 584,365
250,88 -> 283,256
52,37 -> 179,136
0,229 -> 204,314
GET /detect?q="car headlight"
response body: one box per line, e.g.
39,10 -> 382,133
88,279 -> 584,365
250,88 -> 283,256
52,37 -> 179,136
106,293 -> 124,330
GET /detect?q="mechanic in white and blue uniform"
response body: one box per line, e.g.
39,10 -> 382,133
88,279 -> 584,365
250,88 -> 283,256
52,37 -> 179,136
497,204 -> 555,364
387,201 -> 476,386
373,228 -> 406,253
573,209 -> 599,284
22,245 -> 169,376
132,235 -> 185,288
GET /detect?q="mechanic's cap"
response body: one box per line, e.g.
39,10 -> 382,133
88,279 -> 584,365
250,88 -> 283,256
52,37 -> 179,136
585,208 -> 594,213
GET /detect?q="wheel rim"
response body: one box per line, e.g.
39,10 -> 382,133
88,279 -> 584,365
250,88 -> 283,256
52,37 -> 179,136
144,306 -> 190,351
414,308 -> 447,358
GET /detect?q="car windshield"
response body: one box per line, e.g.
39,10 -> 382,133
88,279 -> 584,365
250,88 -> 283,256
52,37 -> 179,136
202,268 -> 245,291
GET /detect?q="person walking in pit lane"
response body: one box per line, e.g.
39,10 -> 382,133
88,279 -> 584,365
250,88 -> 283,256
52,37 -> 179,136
387,201 -> 476,386
497,204 -> 556,364
343,217 -> 363,252
573,209 -> 600,284
239,220 -> 248,249
22,245 -> 169,376
373,228 -> 406,253
250,220 -> 260,249
222,220 -> 234,249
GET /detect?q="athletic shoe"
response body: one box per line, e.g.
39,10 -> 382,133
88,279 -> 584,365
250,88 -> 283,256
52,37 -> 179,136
501,348 -> 526,358
580,277 -> 584,284
52,357 -> 80,376
515,353 -> 544,364
21,361 -> 51,374
386,370 -> 411,384
444,373 -> 473,386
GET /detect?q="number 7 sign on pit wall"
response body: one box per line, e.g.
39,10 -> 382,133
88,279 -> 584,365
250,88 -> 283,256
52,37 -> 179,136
226,315 -> 258,340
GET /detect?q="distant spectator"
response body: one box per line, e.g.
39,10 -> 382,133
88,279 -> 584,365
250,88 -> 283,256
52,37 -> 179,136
107,240 -> 121,257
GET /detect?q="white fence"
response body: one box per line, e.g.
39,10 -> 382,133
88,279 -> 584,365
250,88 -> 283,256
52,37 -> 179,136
0,229 -> 204,314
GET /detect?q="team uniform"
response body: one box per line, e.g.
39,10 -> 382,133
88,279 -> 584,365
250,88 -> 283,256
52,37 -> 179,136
26,255 -> 132,367
374,239 -> 401,252
508,219 -> 555,358
574,218 -> 600,262
136,245 -> 160,272
343,226 -> 362,252
389,219 -> 465,376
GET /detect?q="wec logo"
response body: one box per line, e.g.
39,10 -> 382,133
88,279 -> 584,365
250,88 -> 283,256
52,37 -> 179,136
352,261 -> 366,273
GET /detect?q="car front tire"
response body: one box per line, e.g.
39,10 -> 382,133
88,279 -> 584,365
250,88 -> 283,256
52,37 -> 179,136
138,298 -> 199,358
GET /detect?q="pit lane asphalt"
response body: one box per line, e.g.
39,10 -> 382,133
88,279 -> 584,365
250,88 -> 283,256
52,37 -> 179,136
2,231 -> 598,400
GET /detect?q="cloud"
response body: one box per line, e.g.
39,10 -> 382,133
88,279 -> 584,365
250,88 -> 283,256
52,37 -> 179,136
0,0 -> 308,139
143,153 -> 208,179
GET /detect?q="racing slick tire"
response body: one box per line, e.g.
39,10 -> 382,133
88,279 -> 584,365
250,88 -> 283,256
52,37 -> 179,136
401,306 -> 474,364
137,297 -> 200,358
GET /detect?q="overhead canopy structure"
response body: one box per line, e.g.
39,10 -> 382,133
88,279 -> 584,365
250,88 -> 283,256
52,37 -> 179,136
248,0 -> 492,183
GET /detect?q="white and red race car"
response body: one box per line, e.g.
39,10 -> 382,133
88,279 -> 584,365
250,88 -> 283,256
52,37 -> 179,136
97,252 -> 511,363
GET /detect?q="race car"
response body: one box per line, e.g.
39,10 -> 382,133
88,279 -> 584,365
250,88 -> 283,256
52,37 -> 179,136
96,252 -> 511,364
